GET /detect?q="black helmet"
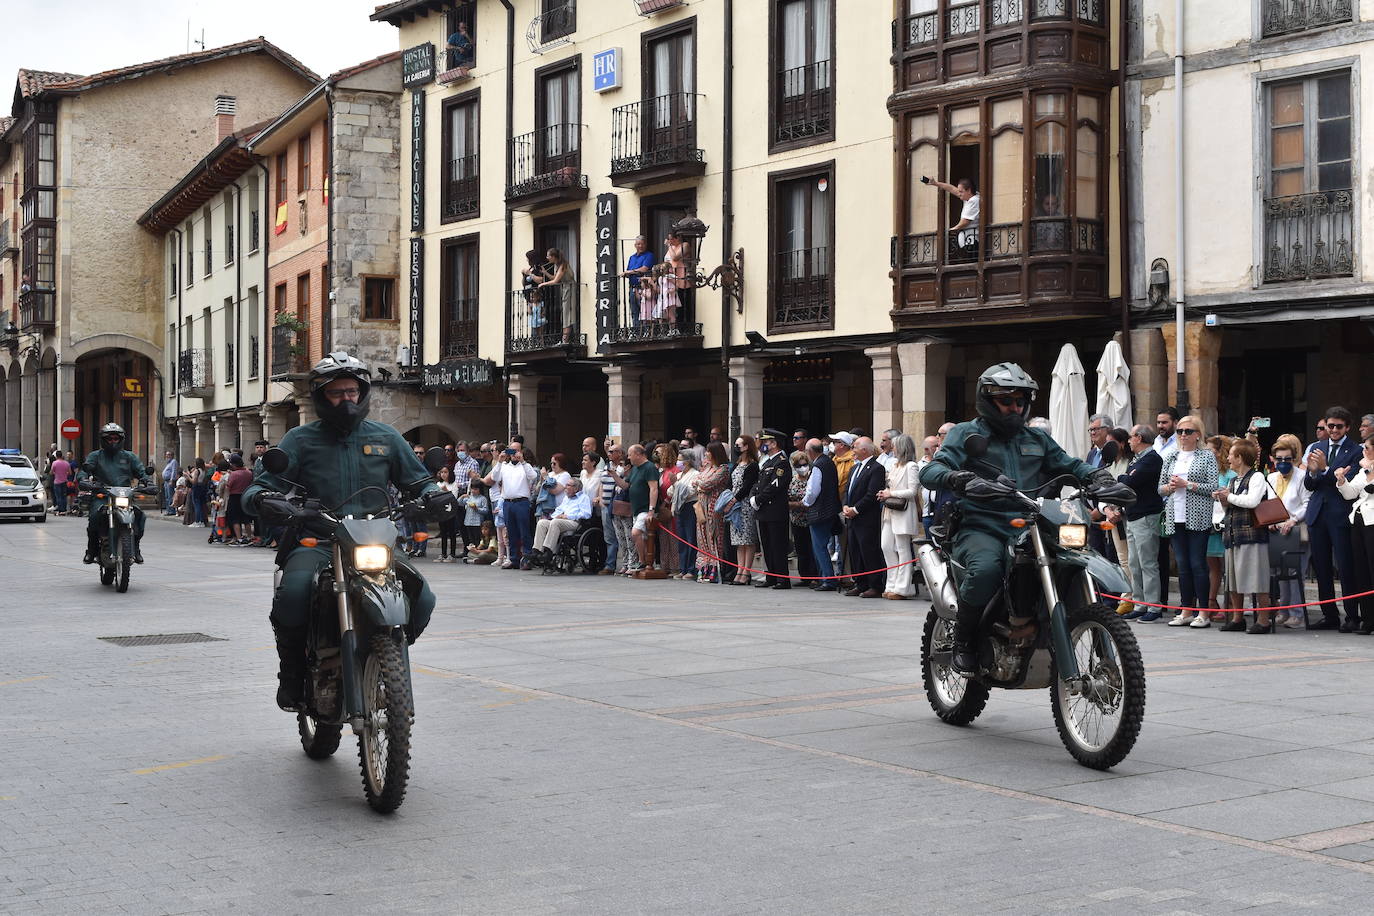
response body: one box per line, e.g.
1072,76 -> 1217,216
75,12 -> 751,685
976,362 -> 1038,438
308,351 -> 372,434
100,422 -> 127,454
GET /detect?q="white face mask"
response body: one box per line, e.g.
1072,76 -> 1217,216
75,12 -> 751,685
797,466 -> 811,477
825,444 -> 835,455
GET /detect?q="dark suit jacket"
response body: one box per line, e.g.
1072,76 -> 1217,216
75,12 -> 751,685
845,458 -> 884,527
1303,437 -> 1362,524
752,451 -> 792,522
1119,448 -> 1164,520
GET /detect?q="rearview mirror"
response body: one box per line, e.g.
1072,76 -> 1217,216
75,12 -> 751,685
262,447 -> 290,475
965,434 -> 988,459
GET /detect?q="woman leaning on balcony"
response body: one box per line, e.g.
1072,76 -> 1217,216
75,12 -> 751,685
538,248 -> 576,345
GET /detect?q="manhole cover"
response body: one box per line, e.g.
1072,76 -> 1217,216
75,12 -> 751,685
99,633 -> 227,647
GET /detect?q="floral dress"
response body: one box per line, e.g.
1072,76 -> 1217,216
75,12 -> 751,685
730,461 -> 759,546
694,464 -> 729,578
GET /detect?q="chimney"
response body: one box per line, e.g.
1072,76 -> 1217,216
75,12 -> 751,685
214,95 -> 237,142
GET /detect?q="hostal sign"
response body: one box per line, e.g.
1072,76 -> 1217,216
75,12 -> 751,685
402,43 -> 435,87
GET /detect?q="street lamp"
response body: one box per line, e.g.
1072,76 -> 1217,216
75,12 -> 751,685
3,321 -> 42,361
1147,257 -> 1189,417
669,211 -> 744,312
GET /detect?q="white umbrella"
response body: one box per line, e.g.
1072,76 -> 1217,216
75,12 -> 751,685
1094,339 -> 1133,430
1049,343 -> 1090,460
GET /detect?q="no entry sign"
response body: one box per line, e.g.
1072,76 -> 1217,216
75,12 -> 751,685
60,418 -> 81,440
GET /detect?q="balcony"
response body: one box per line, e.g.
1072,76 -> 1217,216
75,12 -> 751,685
774,62 -> 833,147
1262,0 -> 1352,38
527,2 -> 575,54
634,0 -> 684,13
506,125 -> 588,211
177,349 -> 214,398
0,220 -> 15,259
609,93 -> 705,189
438,46 -> 474,84
248,211 -> 261,252
226,341 -> 236,384
443,154 -> 480,221
607,273 -> 703,353
1262,189 -> 1355,283
442,300 -> 479,359
772,248 -> 832,332
18,289 -> 54,330
270,325 -> 306,379
507,287 -> 585,361
892,217 -> 1108,328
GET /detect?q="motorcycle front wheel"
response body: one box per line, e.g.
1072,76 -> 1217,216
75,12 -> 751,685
115,530 -> 132,593
358,630 -> 413,813
920,610 -> 990,726
298,713 -> 343,759
1050,603 -> 1146,770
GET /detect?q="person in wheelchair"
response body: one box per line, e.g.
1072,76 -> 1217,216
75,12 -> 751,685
528,477 -> 593,566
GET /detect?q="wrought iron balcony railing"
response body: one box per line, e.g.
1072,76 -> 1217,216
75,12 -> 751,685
443,154 -> 480,221
527,2 -> 575,53
506,124 -> 586,204
248,334 -> 260,378
610,93 -> 704,183
1262,0 -> 1352,37
903,0 -> 1102,49
773,247 -> 832,330
508,287 -> 584,355
442,299 -> 479,359
249,211 -> 261,252
1263,189 -> 1355,283
635,0 -> 684,14
270,325 -> 305,378
775,61 -> 832,145
177,349 -> 214,395
0,220 -> 15,259
611,272 -> 702,346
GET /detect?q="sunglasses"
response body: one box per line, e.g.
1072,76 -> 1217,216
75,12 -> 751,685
1327,422 -> 1347,430
1177,428 -> 1198,436
993,396 -> 1028,408
1316,426 -> 1327,431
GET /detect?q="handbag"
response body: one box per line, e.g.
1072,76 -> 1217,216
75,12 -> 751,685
1253,474 -> 1290,528
612,497 -> 632,518
883,496 -> 909,511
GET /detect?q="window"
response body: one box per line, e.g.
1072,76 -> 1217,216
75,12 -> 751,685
275,282 -> 287,314
440,237 -> 479,358
772,0 -> 834,150
1263,72 -> 1355,282
363,277 -> 397,321
186,223 -> 195,285
1032,93 -> 1067,251
1263,0 -> 1352,38
224,190 -> 235,265
298,135 -> 311,192
769,164 -> 833,331
442,93 -> 480,221
224,297 -> 236,384
247,173 -> 261,252
537,60 -> 581,171
168,239 -> 178,295
540,0 -> 575,44
202,206 -> 213,276
275,153 -> 288,203
296,272 -> 310,323
445,3 -> 477,71
247,287 -> 260,378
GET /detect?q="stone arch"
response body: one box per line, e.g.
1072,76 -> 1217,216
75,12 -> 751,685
67,332 -> 162,367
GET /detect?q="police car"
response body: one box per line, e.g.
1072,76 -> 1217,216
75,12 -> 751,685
0,449 -> 46,522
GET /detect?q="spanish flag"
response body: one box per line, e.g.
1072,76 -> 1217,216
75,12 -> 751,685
274,201 -> 288,235
322,176 -> 329,205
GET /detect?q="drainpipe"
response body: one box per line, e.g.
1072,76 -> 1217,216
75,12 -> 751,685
325,88 -> 336,356
723,0 -> 739,440
501,0 -> 517,436
1172,0 -> 1189,416
232,181 -> 243,417
256,159 -> 271,408
1116,0 -> 1131,367
171,227 -> 184,449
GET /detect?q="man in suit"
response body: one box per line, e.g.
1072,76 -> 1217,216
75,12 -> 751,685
802,438 -> 841,591
841,437 -> 885,598
1085,414 -> 1111,468
751,429 -> 793,590
1304,405 -> 1364,630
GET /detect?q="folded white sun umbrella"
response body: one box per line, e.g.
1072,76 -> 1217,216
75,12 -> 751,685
1049,343 -> 1090,460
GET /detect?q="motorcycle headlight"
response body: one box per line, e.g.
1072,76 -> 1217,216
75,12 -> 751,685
353,545 -> 391,572
114,496 -> 131,509
1058,524 -> 1087,548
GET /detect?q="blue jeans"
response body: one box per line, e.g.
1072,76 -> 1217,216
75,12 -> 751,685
676,503 -> 698,572
810,522 -> 836,584
601,502 -> 619,569
163,481 -> 175,513
1172,527 -> 1210,611
51,482 -> 67,513
506,497 -> 531,564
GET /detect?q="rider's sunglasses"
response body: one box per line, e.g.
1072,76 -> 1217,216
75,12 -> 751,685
1177,428 -> 1198,436
992,395 -> 1028,408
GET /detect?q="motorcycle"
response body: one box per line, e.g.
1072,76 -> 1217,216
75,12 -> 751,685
916,435 -> 1145,769
259,448 -> 454,813
80,480 -> 155,593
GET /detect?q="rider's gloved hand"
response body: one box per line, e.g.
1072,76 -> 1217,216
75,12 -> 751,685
254,492 -> 297,526
1087,468 -> 1116,488
946,470 -> 976,495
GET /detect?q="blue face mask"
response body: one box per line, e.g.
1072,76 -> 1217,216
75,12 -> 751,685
1276,460 -> 1293,475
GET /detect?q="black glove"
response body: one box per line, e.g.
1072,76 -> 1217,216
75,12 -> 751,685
254,492 -> 297,526
946,470 -> 976,495
963,477 -> 1014,500
420,490 -> 457,520
1087,468 -> 1116,488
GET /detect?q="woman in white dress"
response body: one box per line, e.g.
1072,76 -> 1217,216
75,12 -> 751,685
877,434 -> 921,599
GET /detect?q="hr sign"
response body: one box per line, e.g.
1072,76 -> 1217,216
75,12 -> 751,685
592,48 -> 622,93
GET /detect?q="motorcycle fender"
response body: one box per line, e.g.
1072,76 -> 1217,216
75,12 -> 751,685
1056,550 -> 1130,597
114,508 -> 136,526
352,577 -> 410,628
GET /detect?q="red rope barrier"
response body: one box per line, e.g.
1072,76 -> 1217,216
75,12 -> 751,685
652,519 -> 919,581
1099,590 -> 1374,614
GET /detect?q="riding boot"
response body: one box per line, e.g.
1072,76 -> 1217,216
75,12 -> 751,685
273,625 -> 308,711
951,601 -> 981,675
83,532 -> 100,564
133,534 -> 145,564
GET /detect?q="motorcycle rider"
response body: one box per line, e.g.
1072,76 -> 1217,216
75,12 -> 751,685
79,423 -> 151,565
918,362 -> 1112,674
243,352 -> 454,711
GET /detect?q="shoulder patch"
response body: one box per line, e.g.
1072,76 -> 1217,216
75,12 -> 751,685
362,443 -> 390,456
776,468 -> 785,476
1019,442 -> 1045,457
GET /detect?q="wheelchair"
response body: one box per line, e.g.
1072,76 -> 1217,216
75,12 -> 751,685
530,518 -> 606,575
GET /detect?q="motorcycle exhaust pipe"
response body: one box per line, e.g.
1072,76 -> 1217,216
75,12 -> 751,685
917,544 -> 958,620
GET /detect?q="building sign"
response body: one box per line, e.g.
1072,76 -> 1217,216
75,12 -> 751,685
120,377 -> 145,399
408,238 -> 424,367
410,89 -> 425,232
592,48 -> 622,93
420,358 -> 497,390
402,43 -> 436,87
594,193 -> 618,354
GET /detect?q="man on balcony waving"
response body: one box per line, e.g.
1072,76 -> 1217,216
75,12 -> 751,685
923,175 -> 980,259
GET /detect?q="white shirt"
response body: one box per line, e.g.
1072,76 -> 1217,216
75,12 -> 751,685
957,193 -> 980,246
877,451 -> 896,471
1169,448 -> 1196,518
553,490 -> 592,522
550,470 -> 573,506
802,461 -> 823,507
1154,433 -> 1177,458
491,461 -> 537,500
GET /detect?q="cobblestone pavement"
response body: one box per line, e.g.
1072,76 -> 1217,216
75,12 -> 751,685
5,515 -> 1374,913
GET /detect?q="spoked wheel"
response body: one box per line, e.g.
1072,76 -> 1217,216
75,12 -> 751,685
115,530 -> 132,593
1050,603 -> 1146,770
920,610 -> 990,725
578,529 -> 605,574
298,712 -> 343,759
357,630 -> 413,813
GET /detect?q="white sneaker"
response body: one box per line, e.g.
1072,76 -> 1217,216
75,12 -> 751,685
1189,614 -> 1212,628
500,559 -> 513,569
1167,614 -> 1194,627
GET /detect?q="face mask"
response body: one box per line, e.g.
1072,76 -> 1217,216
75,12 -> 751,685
759,443 -> 770,455
675,461 -> 685,470
730,445 -> 742,461
457,450 -> 466,458
1276,460 -> 1293,474
102,438 -> 121,455
797,466 -> 811,477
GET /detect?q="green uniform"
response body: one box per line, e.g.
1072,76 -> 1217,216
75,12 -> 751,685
919,418 -> 1095,607
244,418 -> 441,635
78,449 -> 149,540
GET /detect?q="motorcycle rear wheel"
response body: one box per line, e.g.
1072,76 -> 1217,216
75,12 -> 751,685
920,610 -> 990,726
1050,603 -> 1146,770
116,530 -> 132,593
298,713 -> 343,759
358,631 -> 413,813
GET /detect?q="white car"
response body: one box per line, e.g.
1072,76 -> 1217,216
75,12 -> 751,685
0,451 -> 47,522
